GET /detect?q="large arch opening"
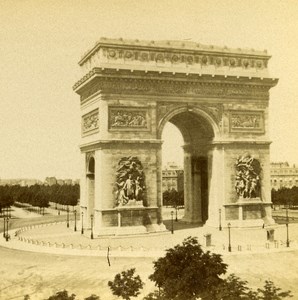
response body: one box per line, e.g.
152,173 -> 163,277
160,109 -> 215,225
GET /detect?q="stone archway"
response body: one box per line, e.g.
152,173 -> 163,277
159,107 -> 218,224
74,38 -> 278,236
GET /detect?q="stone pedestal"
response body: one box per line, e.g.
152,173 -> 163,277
93,206 -> 166,236
224,199 -> 273,227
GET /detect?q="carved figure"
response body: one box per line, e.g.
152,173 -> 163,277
235,155 -> 261,199
112,111 -> 125,126
115,156 -> 146,206
123,174 -> 135,200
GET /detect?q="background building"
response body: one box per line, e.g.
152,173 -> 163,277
162,162 -> 184,192
270,162 -> 298,190
0,178 -> 42,186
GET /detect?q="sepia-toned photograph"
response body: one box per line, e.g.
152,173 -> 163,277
0,1 -> 298,299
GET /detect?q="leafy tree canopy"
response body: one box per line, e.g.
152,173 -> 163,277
108,268 -> 144,300
149,236 -> 228,300
46,290 -> 76,300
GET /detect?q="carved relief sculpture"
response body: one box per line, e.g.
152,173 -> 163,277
109,107 -> 149,130
82,109 -> 99,134
115,156 -> 146,206
230,111 -> 264,132
235,155 -> 261,199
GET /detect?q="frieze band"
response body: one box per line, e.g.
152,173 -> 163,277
77,74 -> 271,102
103,47 -> 267,70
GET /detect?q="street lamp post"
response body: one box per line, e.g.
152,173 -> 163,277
81,212 -> 84,235
74,210 -> 77,232
5,217 -> 9,241
171,211 -> 174,234
286,204 -> 290,247
67,206 -> 69,228
175,206 -> 178,222
3,215 -> 6,238
228,222 -> 232,252
91,214 -> 94,239
219,209 -> 222,231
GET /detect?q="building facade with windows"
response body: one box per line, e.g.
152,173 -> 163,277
162,162 -> 184,192
270,162 -> 298,190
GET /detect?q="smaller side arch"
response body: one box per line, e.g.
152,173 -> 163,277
86,155 -> 95,174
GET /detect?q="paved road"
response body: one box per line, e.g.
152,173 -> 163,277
1,207 -> 298,299
1,241 -> 298,300
0,245 -> 154,300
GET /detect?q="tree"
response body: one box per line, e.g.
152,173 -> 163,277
143,290 -> 166,300
149,236 -> 227,300
46,290 -> 76,300
108,268 -> 144,300
257,280 -> 292,300
210,274 -> 258,300
84,295 -> 100,300
168,188 -> 178,207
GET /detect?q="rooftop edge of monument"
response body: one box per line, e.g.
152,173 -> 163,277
74,38 -> 276,86
79,37 -> 270,66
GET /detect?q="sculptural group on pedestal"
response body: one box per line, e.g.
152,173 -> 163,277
235,155 -> 261,199
115,156 -> 146,206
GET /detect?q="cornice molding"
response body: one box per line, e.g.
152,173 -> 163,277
74,68 -> 277,102
74,67 -> 277,90
80,139 -> 163,152
211,140 -> 271,146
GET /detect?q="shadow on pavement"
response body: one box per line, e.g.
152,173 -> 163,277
163,219 -> 202,231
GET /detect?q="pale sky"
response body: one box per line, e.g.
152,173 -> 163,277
0,0 -> 298,180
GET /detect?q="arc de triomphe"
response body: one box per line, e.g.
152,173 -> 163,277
73,38 -> 278,236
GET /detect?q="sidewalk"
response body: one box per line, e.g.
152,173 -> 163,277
1,219 -> 298,258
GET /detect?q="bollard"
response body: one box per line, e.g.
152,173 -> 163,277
265,242 -> 270,249
267,229 -> 275,242
204,234 -> 212,247
274,240 -> 279,248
